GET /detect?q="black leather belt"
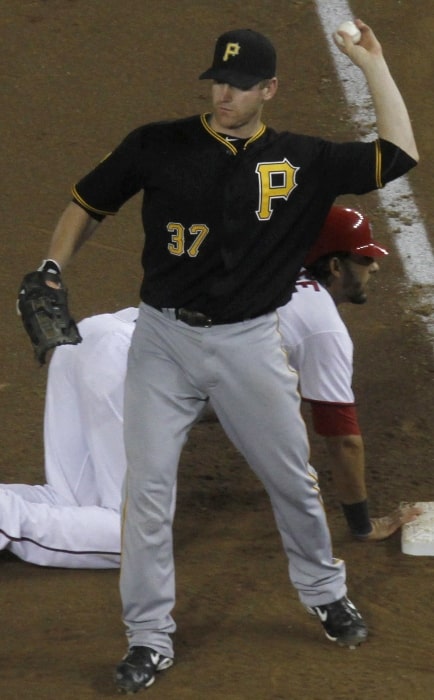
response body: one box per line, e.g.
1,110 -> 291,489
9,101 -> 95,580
175,307 -> 213,327
156,306 -> 215,327
151,304 -> 256,326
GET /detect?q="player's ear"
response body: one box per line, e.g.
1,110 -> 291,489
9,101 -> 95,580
262,77 -> 278,100
330,256 -> 341,278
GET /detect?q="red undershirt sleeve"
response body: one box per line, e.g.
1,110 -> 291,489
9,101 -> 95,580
308,401 -> 361,437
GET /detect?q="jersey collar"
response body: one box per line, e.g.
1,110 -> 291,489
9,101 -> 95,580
200,113 -> 266,154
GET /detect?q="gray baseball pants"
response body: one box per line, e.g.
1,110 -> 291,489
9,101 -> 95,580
120,302 -> 346,656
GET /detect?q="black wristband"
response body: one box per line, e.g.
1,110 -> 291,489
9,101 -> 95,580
341,500 -> 372,537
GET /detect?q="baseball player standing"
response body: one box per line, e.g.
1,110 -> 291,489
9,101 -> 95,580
20,20 -> 418,693
279,205 -> 421,540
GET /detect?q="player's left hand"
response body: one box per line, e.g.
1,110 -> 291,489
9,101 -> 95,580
354,503 -> 423,542
17,261 -> 82,365
334,19 -> 383,65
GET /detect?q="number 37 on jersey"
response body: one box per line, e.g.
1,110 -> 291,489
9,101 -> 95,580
167,157 -> 299,257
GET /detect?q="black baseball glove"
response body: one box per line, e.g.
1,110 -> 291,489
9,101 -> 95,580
17,260 -> 82,365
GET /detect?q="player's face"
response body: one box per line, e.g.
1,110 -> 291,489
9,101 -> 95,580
340,255 -> 379,304
209,78 -> 277,137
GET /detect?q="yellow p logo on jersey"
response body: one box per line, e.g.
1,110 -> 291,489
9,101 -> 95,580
255,159 -> 299,220
222,42 -> 241,62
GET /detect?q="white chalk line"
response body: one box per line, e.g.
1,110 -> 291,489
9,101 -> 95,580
315,1 -> 434,339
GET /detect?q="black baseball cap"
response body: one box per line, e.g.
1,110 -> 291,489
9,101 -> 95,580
199,29 -> 276,90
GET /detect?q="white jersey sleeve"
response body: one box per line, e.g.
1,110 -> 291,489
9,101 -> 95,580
278,275 -> 354,404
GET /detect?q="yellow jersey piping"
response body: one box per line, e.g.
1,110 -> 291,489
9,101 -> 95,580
201,113 -> 266,153
71,185 -> 116,216
375,139 -> 383,189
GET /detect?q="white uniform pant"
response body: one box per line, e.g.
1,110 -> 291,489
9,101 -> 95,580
0,310 -> 137,568
0,484 -> 120,568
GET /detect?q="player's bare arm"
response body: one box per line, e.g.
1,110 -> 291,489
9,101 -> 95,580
47,201 -> 100,270
325,434 -> 367,505
17,201 -> 98,362
335,19 -> 419,162
325,434 -> 421,541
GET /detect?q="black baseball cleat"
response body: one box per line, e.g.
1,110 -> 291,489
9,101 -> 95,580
115,645 -> 173,693
307,596 -> 368,648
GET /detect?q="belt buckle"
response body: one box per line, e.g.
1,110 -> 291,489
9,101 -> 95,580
177,308 -> 213,327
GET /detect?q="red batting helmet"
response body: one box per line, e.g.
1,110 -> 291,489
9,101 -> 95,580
304,206 -> 388,266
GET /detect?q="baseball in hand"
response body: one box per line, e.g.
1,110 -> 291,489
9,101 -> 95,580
335,20 -> 361,46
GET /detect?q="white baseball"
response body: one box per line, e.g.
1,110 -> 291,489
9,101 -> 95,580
335,20 -> 361,46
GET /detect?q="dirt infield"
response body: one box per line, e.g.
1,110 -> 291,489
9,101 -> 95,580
2,1 -> 434,698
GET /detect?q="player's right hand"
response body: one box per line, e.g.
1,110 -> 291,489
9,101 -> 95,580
354,503 -> 423,542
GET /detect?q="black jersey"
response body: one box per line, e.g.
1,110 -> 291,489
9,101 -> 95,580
73,114 -> 416,322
